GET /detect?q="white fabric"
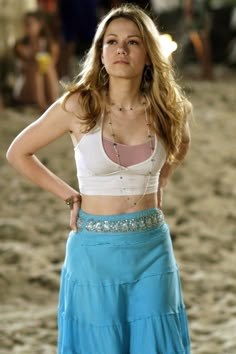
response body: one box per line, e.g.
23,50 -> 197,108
74,118 -> 167,196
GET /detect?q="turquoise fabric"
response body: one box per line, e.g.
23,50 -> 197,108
58,208 -> 191,353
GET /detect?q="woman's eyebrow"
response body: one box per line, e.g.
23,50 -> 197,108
105,34 -> 141,38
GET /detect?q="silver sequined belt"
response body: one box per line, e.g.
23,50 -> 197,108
77,209 -> 165,233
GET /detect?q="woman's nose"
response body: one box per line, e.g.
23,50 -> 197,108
117,46 -> 127,55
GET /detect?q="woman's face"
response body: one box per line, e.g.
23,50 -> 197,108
24,16 -> 42,37
101,18 -> 150,81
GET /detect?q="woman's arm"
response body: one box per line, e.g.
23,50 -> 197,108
15,42 -> 34,61
157,120 -> 191,208
50,40 -> 60,65
6,96 -> 81,229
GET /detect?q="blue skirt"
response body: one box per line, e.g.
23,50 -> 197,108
58,208 -> 191,354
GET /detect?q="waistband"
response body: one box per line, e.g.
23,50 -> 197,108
77,208 -> 165,234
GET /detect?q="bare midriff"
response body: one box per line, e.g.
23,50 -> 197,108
80,193 -> 157,215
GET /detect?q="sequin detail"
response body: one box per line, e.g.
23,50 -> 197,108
77,210 -> 165,233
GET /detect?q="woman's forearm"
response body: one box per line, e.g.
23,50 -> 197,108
7,153 -> 79,201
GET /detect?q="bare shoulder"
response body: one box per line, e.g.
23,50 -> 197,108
59,91 -> 85,143
34,91 -> 84,132
7,95 -> 82,157
60,91 -> 83,117
33,96 -> 74,131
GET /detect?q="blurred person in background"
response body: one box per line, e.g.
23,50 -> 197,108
14,11 -> 59,111
7,5 -> 192,353
184,0 -> 213,79
37,0 -> 60,43
57,0 -> 97,79
150,0 -> 182,35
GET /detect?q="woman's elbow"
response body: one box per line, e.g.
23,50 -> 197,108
6,144 -> 18,165
6,142 -> 28,167
183,135 -> 191,148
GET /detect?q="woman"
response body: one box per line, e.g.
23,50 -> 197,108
14,11 -> 59,111
7,4 -> 192,353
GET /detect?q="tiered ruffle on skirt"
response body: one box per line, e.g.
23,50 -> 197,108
58,208 -> 191,354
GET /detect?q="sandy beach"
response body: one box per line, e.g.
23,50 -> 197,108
0,65 -> 236,354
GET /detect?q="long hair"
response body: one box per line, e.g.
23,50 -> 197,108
62,4 -> 192,162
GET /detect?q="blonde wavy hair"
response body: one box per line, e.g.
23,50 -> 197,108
63,4 -> 192,162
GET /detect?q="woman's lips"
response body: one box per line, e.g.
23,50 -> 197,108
114,60 -> 129,64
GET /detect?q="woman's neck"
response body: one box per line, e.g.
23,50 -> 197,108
108,78 -> 143,108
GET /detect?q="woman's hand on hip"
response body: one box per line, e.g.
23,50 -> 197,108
68,196 -> 81,232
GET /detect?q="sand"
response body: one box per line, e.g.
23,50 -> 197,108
0,65 -> 236,354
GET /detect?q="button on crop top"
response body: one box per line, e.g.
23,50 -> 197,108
74,118 -> 167,196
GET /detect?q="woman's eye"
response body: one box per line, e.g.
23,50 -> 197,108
129,40 -> 139,45
105,39 -> 139,46
107,39 -> 117,45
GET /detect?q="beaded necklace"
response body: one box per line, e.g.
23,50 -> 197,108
109,100 -> 144,112
106,101 -> 155,208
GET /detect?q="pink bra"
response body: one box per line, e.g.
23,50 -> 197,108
102,136 -> 155,168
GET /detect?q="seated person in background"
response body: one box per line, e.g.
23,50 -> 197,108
14,11 -> 59,111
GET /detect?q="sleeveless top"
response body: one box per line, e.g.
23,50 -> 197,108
74,118 -> 167,196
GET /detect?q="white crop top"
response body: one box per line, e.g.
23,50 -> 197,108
74,118 -> 167,196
